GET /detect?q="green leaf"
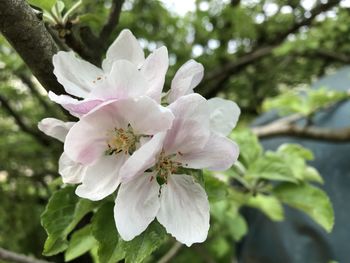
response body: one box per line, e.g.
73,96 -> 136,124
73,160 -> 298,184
92,202 -> 125,263
41,186 -> 96,256
204,173 -> 228,202
231,130 -> 262,165
303,167 -> 324,184
27,0 -> 57,11
274,183 -> 334,232
247,152 -> 298,183
308,88 -> 348,111
277,144 -> 323,183
247,194 -> 284,221
210,200 -> 247,241
65,225 -> 97,262
277,144 -> 314,160
123,221 -> 168,263
262,90 -> 305,115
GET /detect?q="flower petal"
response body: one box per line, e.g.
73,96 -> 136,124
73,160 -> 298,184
141,46 -> 169,102
53,51 -> 104,98
75,154 -> 127,201
90,60 -> 149,100
116,96 -> 174,135
164,94 -> 210,154
208,98 -> 240,136
102,29 -> 145,72
59,152 -> 85,184
64,100 -> 128,164
168,60 -> 204,103
163,119 -> 209,155
168,93 -> 209,125
120,132 -> 166,183
38,117 -> 74,142
48,91 -> 103,117
157,174 -> 210,246
114,172 -> 160,241
176,133 -> 239,171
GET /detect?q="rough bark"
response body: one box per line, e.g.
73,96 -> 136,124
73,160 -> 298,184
0,0 -> 64,94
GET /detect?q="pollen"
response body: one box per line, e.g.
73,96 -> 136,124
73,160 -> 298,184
155,151 -> 181,181
105,125 -> 138,155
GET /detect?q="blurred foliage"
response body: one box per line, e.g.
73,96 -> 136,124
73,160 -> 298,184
263,87 -> 349,116
0,0 -> 348,262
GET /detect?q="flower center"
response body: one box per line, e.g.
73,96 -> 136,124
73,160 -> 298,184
154,151 -> 181,180
106,125 -> 138,155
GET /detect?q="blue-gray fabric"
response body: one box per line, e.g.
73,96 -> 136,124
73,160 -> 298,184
238,67 -> 350,263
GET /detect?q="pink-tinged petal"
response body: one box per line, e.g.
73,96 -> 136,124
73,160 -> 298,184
64,101 -> 128,164
141,46 -> 169,102
59,152 -> 85,184
116,96 -> 174,135
168,93 -> 209,125
168,60 -> 204,103
114,172 -> 160,241
49,91 -> 103,117
38,118 -> 74,142
164,94 -> 210,154
102,29 -> 145,72
163,119 -> 209,155
90,60 -> 149,100
208,98 -> 240,136
53,51 -> 104,98
177,133 -> 239,171
157,174 -> 210,246
75,153 -> 127,201
120,133 -> 166,183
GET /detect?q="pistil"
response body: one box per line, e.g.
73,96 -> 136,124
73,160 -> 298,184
106,125 -> 138,155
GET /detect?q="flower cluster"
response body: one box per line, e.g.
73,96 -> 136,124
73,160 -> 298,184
38,29 -> 240,246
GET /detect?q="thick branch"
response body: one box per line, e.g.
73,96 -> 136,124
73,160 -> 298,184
99,0 -> 125,44
0,95 -> 50,146
0,247 -> 52,263
253,122 -> 350,142
0,0 -> 64,94
200,0 -> 341,97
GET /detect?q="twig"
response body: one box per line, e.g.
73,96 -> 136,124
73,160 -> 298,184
200,0 -> 341,97
0,94 -> 50,146
16,72 -> 52,112
0,247 -> 53,263
158,242 -> 183,263
99,0 -> 125,45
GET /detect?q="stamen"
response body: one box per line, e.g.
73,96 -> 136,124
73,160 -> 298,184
154,151 -> 182,182
105,125 -> 138,155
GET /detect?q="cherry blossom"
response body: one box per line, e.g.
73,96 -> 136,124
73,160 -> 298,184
38,118 -> 84,184
49,29 -> 168,117
114,94 -> 239,246
38,29 -> 241,247
63,96 -> 174,201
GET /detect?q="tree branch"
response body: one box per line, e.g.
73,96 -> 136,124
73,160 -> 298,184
252,122 -> 350,142
304,49 -> 350,63
99,0 -> 125,45
0,0 -> 64,94
0,247 -> 52,263
272,0 -> 340,43
0,95 -> 50,146
200,0 -> 341,97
